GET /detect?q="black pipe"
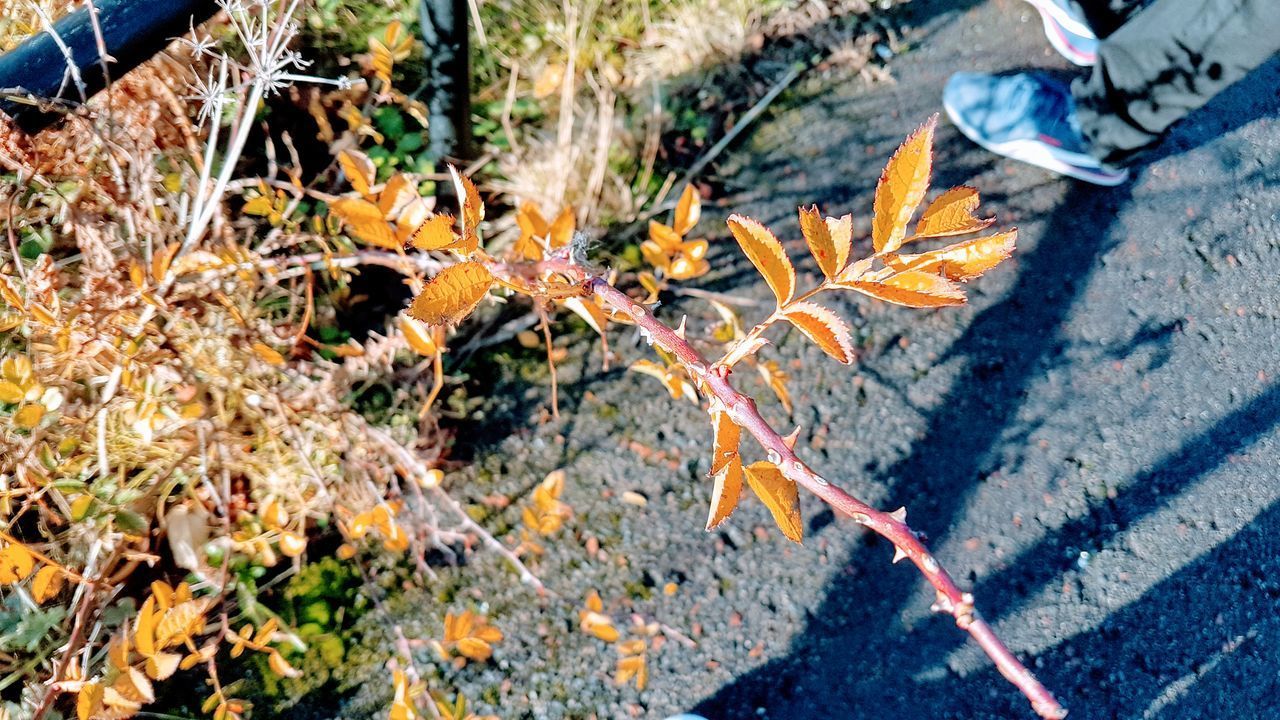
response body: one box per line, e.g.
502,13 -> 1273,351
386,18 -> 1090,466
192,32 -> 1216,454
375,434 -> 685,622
418,0 -> 472,161
0,0 -> 219,134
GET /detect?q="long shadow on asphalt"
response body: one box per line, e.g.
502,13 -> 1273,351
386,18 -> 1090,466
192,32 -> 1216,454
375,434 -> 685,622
690,29 -> 1280,720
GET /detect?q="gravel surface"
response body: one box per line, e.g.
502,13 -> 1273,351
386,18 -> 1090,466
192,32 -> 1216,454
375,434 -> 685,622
338,1 -> 1280,718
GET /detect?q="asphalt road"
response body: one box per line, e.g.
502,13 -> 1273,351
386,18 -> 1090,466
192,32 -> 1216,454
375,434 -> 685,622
344,2 -> 1280,718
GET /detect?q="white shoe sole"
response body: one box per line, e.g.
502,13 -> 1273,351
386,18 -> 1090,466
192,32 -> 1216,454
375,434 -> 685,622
1024,0 -> 1098,66
944,101 -> 1129,187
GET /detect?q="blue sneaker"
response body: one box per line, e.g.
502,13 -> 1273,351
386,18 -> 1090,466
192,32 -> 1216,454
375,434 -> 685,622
944,72 -> 1128,186
1024,0 -> 1098,66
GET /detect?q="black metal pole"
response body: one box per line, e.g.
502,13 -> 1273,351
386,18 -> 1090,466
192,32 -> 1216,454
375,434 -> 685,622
418,0 -> 472,162
0,0 -> 218,134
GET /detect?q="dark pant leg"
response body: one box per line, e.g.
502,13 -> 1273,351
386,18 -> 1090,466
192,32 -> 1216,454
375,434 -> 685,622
1070,0 -> 1150,38
1073,0 -> 1280,167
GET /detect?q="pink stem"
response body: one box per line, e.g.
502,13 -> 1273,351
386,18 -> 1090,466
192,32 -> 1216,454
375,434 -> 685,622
585,275 -> 1066,720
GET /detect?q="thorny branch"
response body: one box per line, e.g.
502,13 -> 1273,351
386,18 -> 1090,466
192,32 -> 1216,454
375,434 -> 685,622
525,258 -> 1066,719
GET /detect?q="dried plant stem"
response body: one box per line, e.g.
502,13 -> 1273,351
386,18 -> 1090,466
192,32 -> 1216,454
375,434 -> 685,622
578,272 -> 1066,720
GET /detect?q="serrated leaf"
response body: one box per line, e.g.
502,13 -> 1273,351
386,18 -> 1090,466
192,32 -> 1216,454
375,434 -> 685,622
673,185 -> 701,236
338,150 -> 376,197
891,229 -> 1017,281
146,652 -> 181,680
0,542 -> 34,584
408,213 -> 460,250
849,270 -> 966,307
710,409 -> 741,475
156,598 -> 209,647
914,186 -> 994,239
330,197 -> 397,248
726,214 -> 795,306
782,301 -> 855,364
706,456 -> 744,530
798,206 -> 851,279
743,461 -> 802,543
407,262 -> 494,326
449,165 -> 484,233
873,115 -> 937,254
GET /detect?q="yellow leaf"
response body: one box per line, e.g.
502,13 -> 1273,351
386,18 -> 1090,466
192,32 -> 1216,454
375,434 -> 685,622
726,214 -> 795,306
848,270 -> 967,308
743,461 -> 803,543
125,666 -> 155,704
756,360 -> 792,414
146,652 -> 182,680
155,599 -> 209,648
456,637 -> 493,662
267,650 -> 302,678
252,342 -> 285,366
0,380 -> 23,403
408,213 -> 460,251
782,301 -> 855,364
706,456 -> 744,530
242,195 -> 274,217
135,596 -> 158,656
673,184 -> 701,236
873,115 -> 937,254
710,408 -> 740,475
31,565 -> 63,602
407,262 -> 494,326
13,403 -> 44,429
798,206 -> 851,279
449,165 -> 484,235
338,150 -> 376,197
914,186 -> 994,239
78,681 -> 103,720
891,229 -> 1017,282
279,531 -> 306,557
0,274 -> 24,309
0,542 -> 34,584
548,206 -> 575,248
399,315 -> 439,355
378,174 -> 419,220
330,197 -> 397,249
648,221 -> 682,252
562,297 -> 607,337
533,62 -> 566,98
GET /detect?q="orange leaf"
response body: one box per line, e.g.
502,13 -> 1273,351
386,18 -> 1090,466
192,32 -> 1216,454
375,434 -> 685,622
914,186 -> 994,239
252,342 -> 285,366
378,174 -> 419,220
892,229 -> 1017,282
408,213 -> 460,251
706,456 -> 744,530
743,461 -> 803,543
399,315 -> 439,355
562,297 -> 607,337
0,542 -> 34,584
407,262 -> 494,326
648,221 -> 682,252
756,360 -> 792,413
798,206 -> 850,279
449,165 -> 484,234
31,565 -> 64,602
548,206 -> 576,248
456,637 -> 493,662
782,301 -> 855,364
849,270 -> 966,308
873,115 -> 936,254
726,214 -> 795,306
338,150 -> 376,197
673,184 -> 701,236
710,408 -> 740,475
330,197 -> 397,248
